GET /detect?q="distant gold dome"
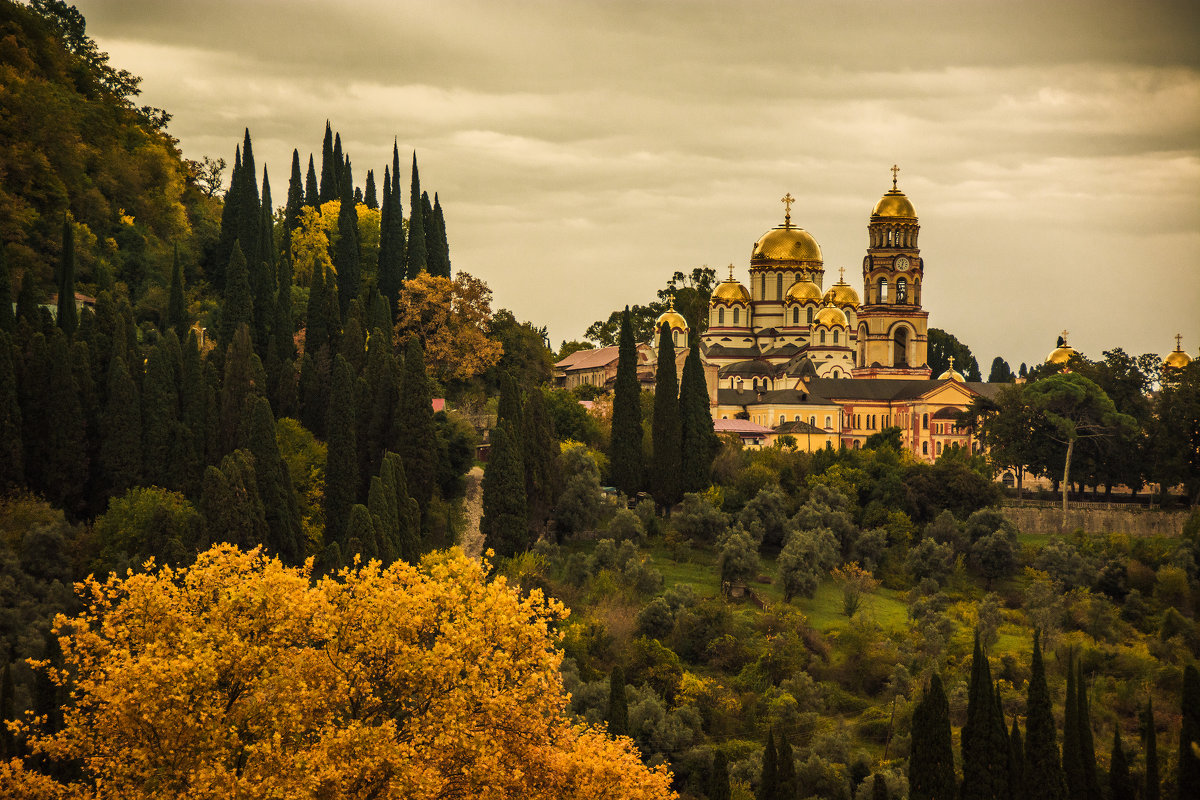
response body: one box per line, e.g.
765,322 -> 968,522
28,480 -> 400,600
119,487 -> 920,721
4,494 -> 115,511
1164,336 -> 1192,370
872,189 -> 916,219
656,300 -> 688,333
938,357 -> 965,382
785,277 -> 823,304
823,278 -> 860,308
752,226 -> 823,263
1046,343 -> 1077,365
814,305 -> 848,328
712,278 -> 751,304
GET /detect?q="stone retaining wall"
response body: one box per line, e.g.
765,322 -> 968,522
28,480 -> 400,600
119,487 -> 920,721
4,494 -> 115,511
999,502 -> 1190,537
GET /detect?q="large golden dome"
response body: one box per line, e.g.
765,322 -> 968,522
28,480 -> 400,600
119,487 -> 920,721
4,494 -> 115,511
752,226 -> 823,262
1164,335 -> 1192,370
785,277 -> 823,304
823,278 -> 860,308
814,305 -> 848,328
1046,343 -> 1077,365
656,300 -> 688,332
712,278 -> 751,304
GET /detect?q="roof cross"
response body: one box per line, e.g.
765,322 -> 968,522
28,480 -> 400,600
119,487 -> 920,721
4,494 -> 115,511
838,266 -> 845,283
727,263 -> 735,281
1176,333 -> 1184,351
1060,329 -> 1070,344
781,192 -> 795,227
890,164 -> 900,189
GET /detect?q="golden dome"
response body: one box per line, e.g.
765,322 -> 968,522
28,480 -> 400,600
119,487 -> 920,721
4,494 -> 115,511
1164,335 -> 1192,369
1046,343 -> 1076,365
785,277 -> 823,304
712,278 -> 751,304
813,305 -> 848,328
872,189 -> 916,219
938,356 -> 964,382
656,299 -> 688,332
752,225 -> 823,263
823,277 -> 860,308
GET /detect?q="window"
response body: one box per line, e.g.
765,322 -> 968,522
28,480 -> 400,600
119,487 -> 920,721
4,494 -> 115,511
894,327 -> 909,368
672,330 -> 679,346
896,277 -> 907,303
936,441 -> 943,455
922,441 -> 928,455
820,330 -> 826,344
807,307 -> 814,324
853,440 -> 860,449
792,307 -> 799,325
809,416 -> 815,426
824,415 -> 832,429
922,413 -> 929,430
833,330 -> 839,344
761,275 -> 767,298
718,308 -> 724,325
733,308 -> 740,326
776,273 -> 783,299
878,278 -> 888,303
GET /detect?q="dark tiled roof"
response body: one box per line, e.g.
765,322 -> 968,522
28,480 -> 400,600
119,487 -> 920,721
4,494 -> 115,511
718,387 -> 836,406
803,377 -> 987,403
720,360 -> 777,377
774,419 -> 827,434
706,344 -> 762,358
762,343 -> 801,358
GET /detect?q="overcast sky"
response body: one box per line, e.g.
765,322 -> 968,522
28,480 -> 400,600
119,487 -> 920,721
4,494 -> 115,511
78,0 -> 1200,369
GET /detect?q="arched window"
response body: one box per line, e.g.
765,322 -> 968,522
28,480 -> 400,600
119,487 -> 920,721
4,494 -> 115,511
776,273 -> 783,299
922,413 -> 929,430
761,275 -> 767,298
820,330 -> 826,344
922,441 -> 928,455
824,415 -> 832,429
894,327 -> 909,367
792,307 -> 799,325
833,330 -> 839,344
878,278 -> 888,303
896,277 -> 907,303
672,330 -> 679,346
718,308 -> 724,325
936,441 -> 942,455
807,307 -> 814,324
809,416 -> 815,426
733,307 -> 740,326
752,378 -> 758,390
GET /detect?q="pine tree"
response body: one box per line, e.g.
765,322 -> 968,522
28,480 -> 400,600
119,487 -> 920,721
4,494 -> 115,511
319,121 -> 336,203
1075,664 -> 1100,800
397,336 -> 438,510
609,307 -> 642,497
382,451 -> 420,562
0,332 -> 23,489
0,244 -> 15,334
759,729 -> 778,800
220,243 -> 253,349
1142,699 -> 1159,800
680,339 -> 717,493
910,672 -> 956,800
651,322 -> 682,510
364,169 -> 378,209
480,420 -> 528,557
1108,729 -> 1133,800
710,752 -> 732,800
167,244 -> 187,339
1181,665 -> 1200,800
334,164 -> 361,319
405,152 -> 427,279
776,731 -> 796,800
246,397 -> 303,564
325,354 -> 358,549
1025,632 -> 1067,800
100,352 -> 141,495
607,666 -> 628,737
305,154 -> 319,208
57,215 -> 77,335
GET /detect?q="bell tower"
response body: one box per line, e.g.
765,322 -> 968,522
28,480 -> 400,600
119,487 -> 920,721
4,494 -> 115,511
853,166 -> 931,379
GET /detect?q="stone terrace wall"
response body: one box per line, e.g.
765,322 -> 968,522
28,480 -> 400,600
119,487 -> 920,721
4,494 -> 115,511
1000,501 -> 1190,537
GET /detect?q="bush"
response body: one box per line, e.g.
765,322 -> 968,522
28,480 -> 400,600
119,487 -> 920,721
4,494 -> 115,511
1154,565 -> 1191,612
1036,538 -> 1099,589
673,493 -> 729,545
905,538 -> 955,584
607,508 -> 645,544
636,597 -> 675,640
779,527 -> 839,601
852,528 -> 889,573
718,527 -> 759,586
557,473 -> 602,535
739,485 -> 791,551
94,486 -> 204,571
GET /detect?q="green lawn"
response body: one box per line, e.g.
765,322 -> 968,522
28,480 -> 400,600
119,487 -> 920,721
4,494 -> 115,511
795,579 -> 910,633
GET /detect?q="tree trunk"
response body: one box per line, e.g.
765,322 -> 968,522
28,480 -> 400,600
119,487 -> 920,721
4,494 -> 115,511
1061,438 -> 1075,532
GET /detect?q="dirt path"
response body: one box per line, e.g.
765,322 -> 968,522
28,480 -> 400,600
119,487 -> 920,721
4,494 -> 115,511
458,466 -> 485,558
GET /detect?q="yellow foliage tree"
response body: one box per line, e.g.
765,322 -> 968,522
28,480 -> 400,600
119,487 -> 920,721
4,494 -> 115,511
394,271 -> 504,383
5,545 -> 675,799
289,204 -> 335,286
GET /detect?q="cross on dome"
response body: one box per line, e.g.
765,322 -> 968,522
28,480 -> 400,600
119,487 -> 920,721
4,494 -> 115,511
727,264 -> 735,281
781,192 -> 795,227
1176,333 -> 1184,351
838,266 -> 845,283
947,355 -> 955,369
1060,329 -> 1070,344
891,164 -> 900,189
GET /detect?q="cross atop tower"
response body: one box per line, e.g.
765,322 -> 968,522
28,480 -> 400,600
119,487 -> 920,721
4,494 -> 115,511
948,355 -> 955,370
838,266 -> 845,283
890,164 -> 900,189
781,192 -> 795,227
1060,329 -> 1070,344
727,263 -> 735,281
1176,333 -> 1184,351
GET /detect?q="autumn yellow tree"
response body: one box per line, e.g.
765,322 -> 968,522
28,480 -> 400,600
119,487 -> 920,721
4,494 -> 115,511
289,204 -> 335,286
4,545 -> 675,800
394,271 -> 503,383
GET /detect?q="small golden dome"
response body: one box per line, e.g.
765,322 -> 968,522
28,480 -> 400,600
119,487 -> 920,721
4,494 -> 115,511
872,189 -> 916,219
656,299 -> 688,332
712,278 -> 751,304
752,226 -> 823,263
938,356 -> 964,382
1046,343 -> 1077,365
1164,335 -> 1192,370
814,305 -> 848,328
785,277 -> 823,304
823,277 -> 860,309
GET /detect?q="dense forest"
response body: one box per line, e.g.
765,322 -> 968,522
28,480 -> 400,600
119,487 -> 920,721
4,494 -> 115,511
1,2 -> 1199,799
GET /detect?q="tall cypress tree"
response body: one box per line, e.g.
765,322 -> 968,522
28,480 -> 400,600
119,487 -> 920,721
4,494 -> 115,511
1009,718 -> 1026,800
651,322 -> 682,510
284,149 -> 305,255
759,729 -> 778,800
607,666 -> 628,737
237,129 -> 261,272
1025,632 -> 1067,800
610,307 -> 642,496
679,339 -> 717,493
397,336 -> 438,510
220,243 -> 253,349
0,244 -> 15,334
480,420 -> 528,557
56,215 -> 77,336
710,752 -> 732,800
319,121 -> 336,203
378,146 -> 406,315
382,451 -> 420,562
361,329 -> 399,489
180,331 -> 207,493
962,630 -> 1008,800
420,191 -> 436,274
1108,729 -> 1133,800
274,248 -> 295,363
367,474 -> 399,564
305,263 -> 329,357
405,152 -> 427,279
431,192 -> 450,278
1075,664 -> 1100,800
298,347 -> 330,440
325,354 -> 358,549
333,133 -> 344,191
44,329 -> 88,512
213,144 -> 242,290
364,169 -> 378,209
305,154 -> 319,208
776,731 -> 796,800
143,336 -> 182,491
522,387 -> 561,529
1143,699 -> 1159,800
334,165 -> 361,319
19,332 -> 49,493
200,450 -> 268,550
1181,664 -> 1200,800
910,672 -> 956,800
1063,656 -> 1083,800
220,326 -> 263,455
251,165 -> 276,354
100,352 -> 141,496
246,397 -> 303,564
0,331 -> 23,489
168,244 -> 187,339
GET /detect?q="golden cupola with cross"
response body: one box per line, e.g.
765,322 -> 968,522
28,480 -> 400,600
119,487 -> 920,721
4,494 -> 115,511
748,193 -> 825,332
853,165 -> 931,380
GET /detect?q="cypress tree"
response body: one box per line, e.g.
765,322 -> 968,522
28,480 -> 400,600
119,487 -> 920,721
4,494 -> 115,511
168,244 -> 187,339
651,321 -> 682,510
100,352 -> 141,495
0,332 -> 23,489
220,325 -> 264,455
607,666 -> 628,736
325,354 -> 358,549
251,165 -> 276,354
220,243 -> 253,349
143,336 -> 182,490
364,169 -> 378,209
1181,665 -> 1200,800
319,121 -> 336,203
911,672 -> 956,800
237,129 -> 261,272
274,248 -> 295,363
759,729 -> 778,800
299,346 -> 330,439
339,300 -> 366,376
1142,699 -> 1159,800
1025,632 -> 1067,800
523,387 -> 561,529
179,331 -> 207,493
333,133 -> 344,191
306,263 -> 330,357
57,215 -> 77,335
345,503 -> 379,561
776,731 -> 796,800
19,332 -> 50,492
610,307 -> 642,496
962,630 -> 1007,800
305,154 -> 319,208
1063,655 -> 1082,800
1108,729 -> 1133,800
200,450 -> 268,549
480,420 -> 528,557
680,338 -> 717,493
246,397 -> 303,564
1009,718 -> 1025,800
382,451 -> 420,562
367,289 -> 391,334
378,148 -> 406,315
366,473 -> 399,564
405,152 -> 427,279
334,164 -> 361,319
361,329 -> 399,487
44,329 -> 87,511
213,144 -> 242,290
710,751 -> 732,800
397,336 -> 438,509
284,149 -> 305,254
16,268 -> 40,327
1075,664 -> 1100,800
431,192 -> 450,278
0,244 -> 15,334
